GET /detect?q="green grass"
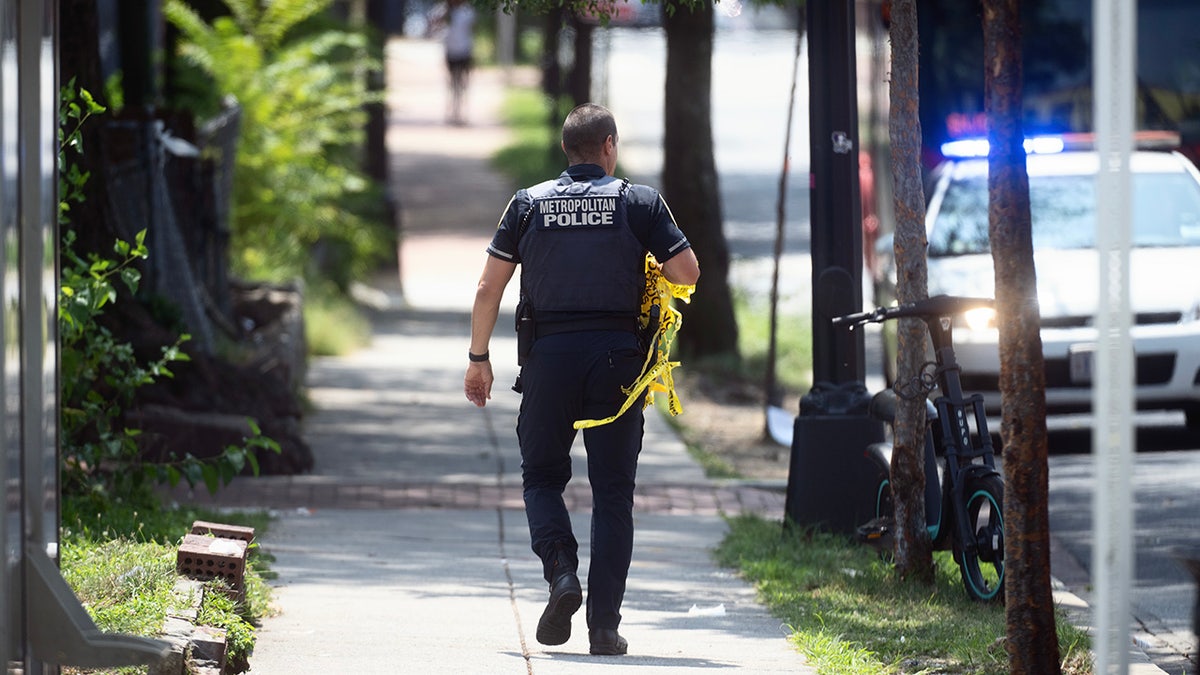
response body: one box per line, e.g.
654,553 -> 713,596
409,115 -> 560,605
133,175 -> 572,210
493,88 -> 562,189
305,282 -> 373,356
492,87 -> 645,190
668,293 -> 812,480
685,442 -> 741,478
197,584 -> 260,671
61,499 -> 274,674
714,514 -> 1094,674
59,538 -> 180,643
733,289 -> 813,393
658,401 -> 742,479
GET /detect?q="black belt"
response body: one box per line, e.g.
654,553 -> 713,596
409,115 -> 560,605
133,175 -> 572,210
534,316 -> 638,339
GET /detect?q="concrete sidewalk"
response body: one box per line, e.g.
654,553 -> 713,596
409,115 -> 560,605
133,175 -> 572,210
175,37 -> 808,673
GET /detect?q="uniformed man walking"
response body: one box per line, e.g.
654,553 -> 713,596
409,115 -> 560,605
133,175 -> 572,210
464,103 -> 700,656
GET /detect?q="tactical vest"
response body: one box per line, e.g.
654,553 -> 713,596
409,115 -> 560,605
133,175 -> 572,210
518,175 -> 643,316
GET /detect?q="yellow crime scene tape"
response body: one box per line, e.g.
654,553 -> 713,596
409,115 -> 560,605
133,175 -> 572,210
573,253 -> 695,429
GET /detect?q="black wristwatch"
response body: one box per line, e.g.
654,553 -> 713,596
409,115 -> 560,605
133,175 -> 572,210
468,350 -> 489,362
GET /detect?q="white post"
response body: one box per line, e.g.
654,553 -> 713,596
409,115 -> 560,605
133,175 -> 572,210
495,7 -> 515,83
1092,0 -> 1136,672
0,0 -> 15,663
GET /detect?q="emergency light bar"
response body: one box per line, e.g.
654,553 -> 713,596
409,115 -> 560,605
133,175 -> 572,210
940,130 -> 1181,159
940,135 -> 1065,158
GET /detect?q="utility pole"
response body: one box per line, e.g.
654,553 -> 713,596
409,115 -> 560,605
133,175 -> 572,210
784,0 -> 886,534
808,0 -> 865,383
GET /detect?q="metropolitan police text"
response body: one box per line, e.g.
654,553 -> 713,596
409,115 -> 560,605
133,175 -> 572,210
539,196 -> 618,228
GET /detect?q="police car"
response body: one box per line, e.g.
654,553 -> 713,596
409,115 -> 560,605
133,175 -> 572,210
874,133 -> 1200,430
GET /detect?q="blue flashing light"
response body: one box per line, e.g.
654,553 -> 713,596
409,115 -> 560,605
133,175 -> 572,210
940,138 -> 990,158
940,135 -> 1066,159
1025,136 -> 1066,154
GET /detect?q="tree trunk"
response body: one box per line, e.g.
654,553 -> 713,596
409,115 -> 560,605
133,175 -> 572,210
117,0 -> 161,110
542,8 -> 565,167
365,0 -> 391,184
568,16 -> 593,106
981,1 -> 1061,672
662,1 -> 738,361
887,0 -> 934,585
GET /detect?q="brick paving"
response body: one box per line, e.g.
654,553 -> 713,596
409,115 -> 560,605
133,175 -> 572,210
171,478 -> 786,518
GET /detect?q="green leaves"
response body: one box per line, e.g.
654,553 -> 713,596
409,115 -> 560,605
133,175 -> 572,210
58,77 -> 106,152
152,421 -> 281,496
165,0 -> 390,283
58,230 -> 193,502
58,79 -> 106,227
57,82 -> 279,506
113,228 -> 148,258
59,238 -> 279,500
58,229 -> 149,344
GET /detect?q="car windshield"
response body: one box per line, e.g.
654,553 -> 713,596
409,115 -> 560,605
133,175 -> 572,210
928,170 -> 1200,256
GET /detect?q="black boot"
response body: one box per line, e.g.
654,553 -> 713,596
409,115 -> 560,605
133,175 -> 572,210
536,546 -> 581,646
588,627 -> 628,655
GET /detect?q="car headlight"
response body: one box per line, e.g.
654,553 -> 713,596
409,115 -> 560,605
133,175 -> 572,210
962,307 -> 998,331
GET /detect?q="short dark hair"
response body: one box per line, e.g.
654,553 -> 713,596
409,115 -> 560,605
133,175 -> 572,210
561,103 -> 617,162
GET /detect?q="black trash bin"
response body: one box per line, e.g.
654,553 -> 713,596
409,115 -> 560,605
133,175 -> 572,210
784,381 -> 888,535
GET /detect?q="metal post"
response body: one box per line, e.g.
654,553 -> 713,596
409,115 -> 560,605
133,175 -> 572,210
807,0 -> 865,385
8,1 -> 170,669
1092,0 -> 1136,671
0,0 -> 17,665
784,0 -> 887,535
17,0 -> 58,667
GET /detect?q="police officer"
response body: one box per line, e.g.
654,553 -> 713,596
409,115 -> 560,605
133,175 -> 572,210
464,103 -> 700,656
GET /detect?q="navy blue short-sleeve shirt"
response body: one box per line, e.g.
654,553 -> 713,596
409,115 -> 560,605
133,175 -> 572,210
486,164 -> 691,266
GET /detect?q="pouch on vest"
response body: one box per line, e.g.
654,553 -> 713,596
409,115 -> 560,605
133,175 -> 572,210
515,298 -> 534,367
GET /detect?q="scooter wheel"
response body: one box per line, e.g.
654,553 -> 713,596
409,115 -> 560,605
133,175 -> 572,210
956,474 -> 1005,603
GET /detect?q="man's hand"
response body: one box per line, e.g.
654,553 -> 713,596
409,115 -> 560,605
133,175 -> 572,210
466,255 -> 515,408
465,361 -> 494,407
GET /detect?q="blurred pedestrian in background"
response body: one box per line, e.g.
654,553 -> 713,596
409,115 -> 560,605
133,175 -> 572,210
428,0 -> 476,125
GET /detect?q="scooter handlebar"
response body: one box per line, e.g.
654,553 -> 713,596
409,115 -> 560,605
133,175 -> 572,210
831,295 -> 995,327
830,306 -> 887,327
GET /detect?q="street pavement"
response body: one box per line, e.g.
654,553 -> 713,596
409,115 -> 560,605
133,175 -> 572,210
172,37 -> 809,674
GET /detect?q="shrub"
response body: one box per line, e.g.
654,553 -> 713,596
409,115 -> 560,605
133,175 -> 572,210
59,84 -> 280,507
165,0 -> 393,286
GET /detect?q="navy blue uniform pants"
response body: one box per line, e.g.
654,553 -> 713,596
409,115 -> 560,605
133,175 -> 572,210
517,329 -> 644,631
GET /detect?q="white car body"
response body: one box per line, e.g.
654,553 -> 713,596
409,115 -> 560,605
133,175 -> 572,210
920,149 -> 1200,427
